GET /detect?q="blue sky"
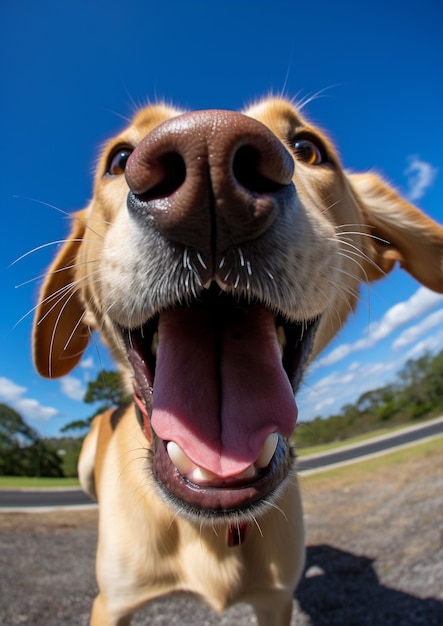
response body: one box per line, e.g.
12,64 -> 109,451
1,0 -> 442,437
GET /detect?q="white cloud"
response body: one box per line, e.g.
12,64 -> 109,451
403,327 -> 443,362
0,377 -> 26,402
300,358 -> 399,419
0,376 -> 58,421
60,376 -> 86,401
14,398 -> 58,421
393,307 -> 443,350
300,289 -> 443,420
316,343 -> 353,368
312,396 -> 335,413
365,287 -> 443,344
316,286 -> 443,368
404,156 -> 438,201
347,361 -> 361,372
80,356 -> 94,369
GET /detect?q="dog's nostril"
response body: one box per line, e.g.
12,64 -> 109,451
232,145 -> 286,194
138,152 -> 187,201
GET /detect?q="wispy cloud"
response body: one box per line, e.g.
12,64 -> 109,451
403,327 -> 443,362
404,156 -> 438,201
363,287 -> 443,344
300,359 -> 398,418
14,398 -> 58,421
60,375 -> 86,401
0,376 -> 58,421
316,287 -> 443,368
80,356 -> 95,369
0,377 -> 26,403
393,307 -> 443,350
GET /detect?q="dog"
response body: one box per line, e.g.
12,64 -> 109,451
32,96 -> 443,625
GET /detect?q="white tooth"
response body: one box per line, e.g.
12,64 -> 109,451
167,441 -> 196,475
234,465 -> 256,480
255,433 -> 279,469
151,331 -> 159,356
277,325 -> 286,357
191,466 -> 217,485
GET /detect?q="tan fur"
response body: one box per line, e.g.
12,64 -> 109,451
79,407 -> 304,625
33,97 -> 443,626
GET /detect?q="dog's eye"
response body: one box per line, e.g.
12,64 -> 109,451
107,146 -> 133,176
292,138 -> 325,165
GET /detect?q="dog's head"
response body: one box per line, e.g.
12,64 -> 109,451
32,97 -> 443,520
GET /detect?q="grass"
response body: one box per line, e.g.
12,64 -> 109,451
3,438 -> 440,492
1,417 -> 441,488
0,476 -> 80,489
294,416 -> 441,456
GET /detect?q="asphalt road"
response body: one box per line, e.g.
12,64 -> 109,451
296,414 -> 443,472
0,487 -> 95,508
1,416 -> 442,509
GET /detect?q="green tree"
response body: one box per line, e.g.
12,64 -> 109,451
0,403 -> 63,477
61,370 -> 131,433
83,370 -> 130,407
0,403 -> 39,447
398,352 -> 443,417
295,348 -> 443,448
44,436 -> 84,477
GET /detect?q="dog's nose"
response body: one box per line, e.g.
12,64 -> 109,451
125,110 -> 295,271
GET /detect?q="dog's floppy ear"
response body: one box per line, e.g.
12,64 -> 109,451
33,210 -> 91,378
349,172 -> 443,293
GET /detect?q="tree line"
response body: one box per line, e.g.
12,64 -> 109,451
0,371 -> 130,478
0,403 -> 64,477
1,350 -> 442,476
294,350 -> 443,448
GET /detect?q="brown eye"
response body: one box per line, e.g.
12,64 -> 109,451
293,138 -> 325,165
107,146 -> 133,175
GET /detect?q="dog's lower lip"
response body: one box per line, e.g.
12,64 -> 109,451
152,436 -> 293,516
121,296 -> 319,513
166,433 -> 278,486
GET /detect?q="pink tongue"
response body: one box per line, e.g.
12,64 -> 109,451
151,304 -> 298,477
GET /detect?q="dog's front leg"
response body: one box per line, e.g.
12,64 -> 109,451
90,594 -> 133,626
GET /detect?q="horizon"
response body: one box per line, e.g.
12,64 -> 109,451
1,0 -> 442,437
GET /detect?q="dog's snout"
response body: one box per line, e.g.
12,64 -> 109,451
125,109 -> 295,271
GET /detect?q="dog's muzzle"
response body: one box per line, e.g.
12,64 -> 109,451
119,110 -> 318,519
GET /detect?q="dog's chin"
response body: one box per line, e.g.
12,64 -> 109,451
151,433 -> 294,522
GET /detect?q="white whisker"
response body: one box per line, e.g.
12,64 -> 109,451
47,287 -> 83,377
261,498 -> 289,523
15,258 -> 100,289
250,514 -> 264,537
63,309 -> 89,352
238,247 -> 245,267
196,252 -> 207,269
10,239 -> 82,266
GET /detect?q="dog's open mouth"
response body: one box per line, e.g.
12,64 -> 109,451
122,284 -> 318,518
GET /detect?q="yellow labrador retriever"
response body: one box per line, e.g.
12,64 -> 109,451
33,97 -> 443,625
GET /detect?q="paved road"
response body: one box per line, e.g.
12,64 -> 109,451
0,488 -> 95,508
1,416 -> 442,509
296,415 -> 443,473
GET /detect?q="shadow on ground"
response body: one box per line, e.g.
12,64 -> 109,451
295,545 -> 443,626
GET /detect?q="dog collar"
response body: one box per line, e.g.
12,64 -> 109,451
227,522 -> 250,547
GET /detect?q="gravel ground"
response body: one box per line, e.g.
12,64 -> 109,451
1,438 -> 442,626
